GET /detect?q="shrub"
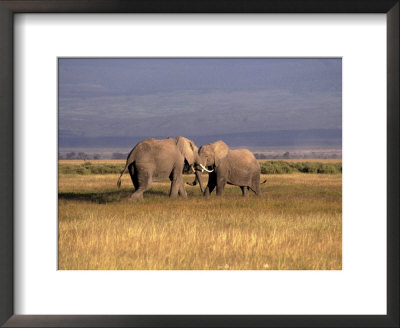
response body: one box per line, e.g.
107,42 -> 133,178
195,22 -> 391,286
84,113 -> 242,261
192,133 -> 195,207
59,163 -> 124,175
259,161 -> 341,175
260,161 -> 297,174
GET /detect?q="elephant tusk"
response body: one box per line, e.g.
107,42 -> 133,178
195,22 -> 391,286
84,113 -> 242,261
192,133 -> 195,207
200,164 -> 213,173
191,166 -> 196,173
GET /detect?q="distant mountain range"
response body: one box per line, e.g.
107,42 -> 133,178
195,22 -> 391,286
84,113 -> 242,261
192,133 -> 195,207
59,129 -> 341,150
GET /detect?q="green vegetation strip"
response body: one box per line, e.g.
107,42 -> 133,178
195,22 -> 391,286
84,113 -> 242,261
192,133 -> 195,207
59,161 -> 342,175
59,162 -> 124,175
260,161 -> 342,174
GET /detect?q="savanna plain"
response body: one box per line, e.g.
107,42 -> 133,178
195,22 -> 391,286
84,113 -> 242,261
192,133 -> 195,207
58,160 -> 342,270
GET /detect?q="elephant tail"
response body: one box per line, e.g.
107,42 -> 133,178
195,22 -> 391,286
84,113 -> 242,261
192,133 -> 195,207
117,152 -> 134,188
117,175 -> 122,188
117,168 -> 127,188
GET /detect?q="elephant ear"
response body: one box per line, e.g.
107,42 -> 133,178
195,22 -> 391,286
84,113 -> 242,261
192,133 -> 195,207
213,140 -> 229,167
176,136 -> 195,166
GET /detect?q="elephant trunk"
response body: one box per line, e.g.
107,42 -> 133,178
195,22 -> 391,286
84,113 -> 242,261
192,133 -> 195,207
186,168 -> 204,193
195,169 -> 204,193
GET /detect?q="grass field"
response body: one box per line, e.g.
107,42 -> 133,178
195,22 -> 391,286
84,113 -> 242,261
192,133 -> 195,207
58,163 -> 342,270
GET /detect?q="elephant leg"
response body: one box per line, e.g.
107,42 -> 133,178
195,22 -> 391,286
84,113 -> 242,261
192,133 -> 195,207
240,186 -> 248,197
216,177 -> 226,196
255,178 -> 263,196
255,185 -> 262,197
178,180 -> 187,197
249,173 -> 262,197
208,183 -> 216,195
169,169 -> 184,197
130,167 -> 152,200
169,178 -> 180,197
204,171 -> 217,196
128,164 -> 138,190
249,184 -> 262,197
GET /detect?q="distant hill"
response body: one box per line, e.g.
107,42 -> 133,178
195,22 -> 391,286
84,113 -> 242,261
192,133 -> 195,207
59,129 -> 341,149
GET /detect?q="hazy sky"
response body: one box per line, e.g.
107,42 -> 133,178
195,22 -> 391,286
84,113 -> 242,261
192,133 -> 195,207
59,58 -> 341,141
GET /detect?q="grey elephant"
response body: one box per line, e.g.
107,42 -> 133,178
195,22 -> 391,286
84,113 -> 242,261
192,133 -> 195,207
117,137 -> 205,199
193,140 -> 264,197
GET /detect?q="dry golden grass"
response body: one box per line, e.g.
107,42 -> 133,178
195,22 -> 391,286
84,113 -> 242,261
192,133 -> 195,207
58,173 -> 341,270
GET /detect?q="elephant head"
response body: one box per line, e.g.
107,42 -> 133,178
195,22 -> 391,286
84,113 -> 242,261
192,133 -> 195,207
198,140 -> 230,168
187,140 -> 229,191
176,136 -> 205,192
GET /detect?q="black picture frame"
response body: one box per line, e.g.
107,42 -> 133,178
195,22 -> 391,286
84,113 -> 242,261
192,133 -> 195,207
0,1 -> 398,327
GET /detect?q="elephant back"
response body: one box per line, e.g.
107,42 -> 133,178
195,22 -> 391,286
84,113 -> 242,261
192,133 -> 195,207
228,149 -> 259,168
131,141 -> 152,160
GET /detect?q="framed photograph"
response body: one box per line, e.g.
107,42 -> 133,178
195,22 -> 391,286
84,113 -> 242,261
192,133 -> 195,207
1,1 -> 398,327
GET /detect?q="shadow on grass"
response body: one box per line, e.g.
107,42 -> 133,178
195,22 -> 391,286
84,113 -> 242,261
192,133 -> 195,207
58,189 -> 168,203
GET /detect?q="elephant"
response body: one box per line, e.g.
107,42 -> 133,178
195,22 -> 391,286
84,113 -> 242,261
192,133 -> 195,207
117,136 -> 204,199
192,140 -> 264,197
